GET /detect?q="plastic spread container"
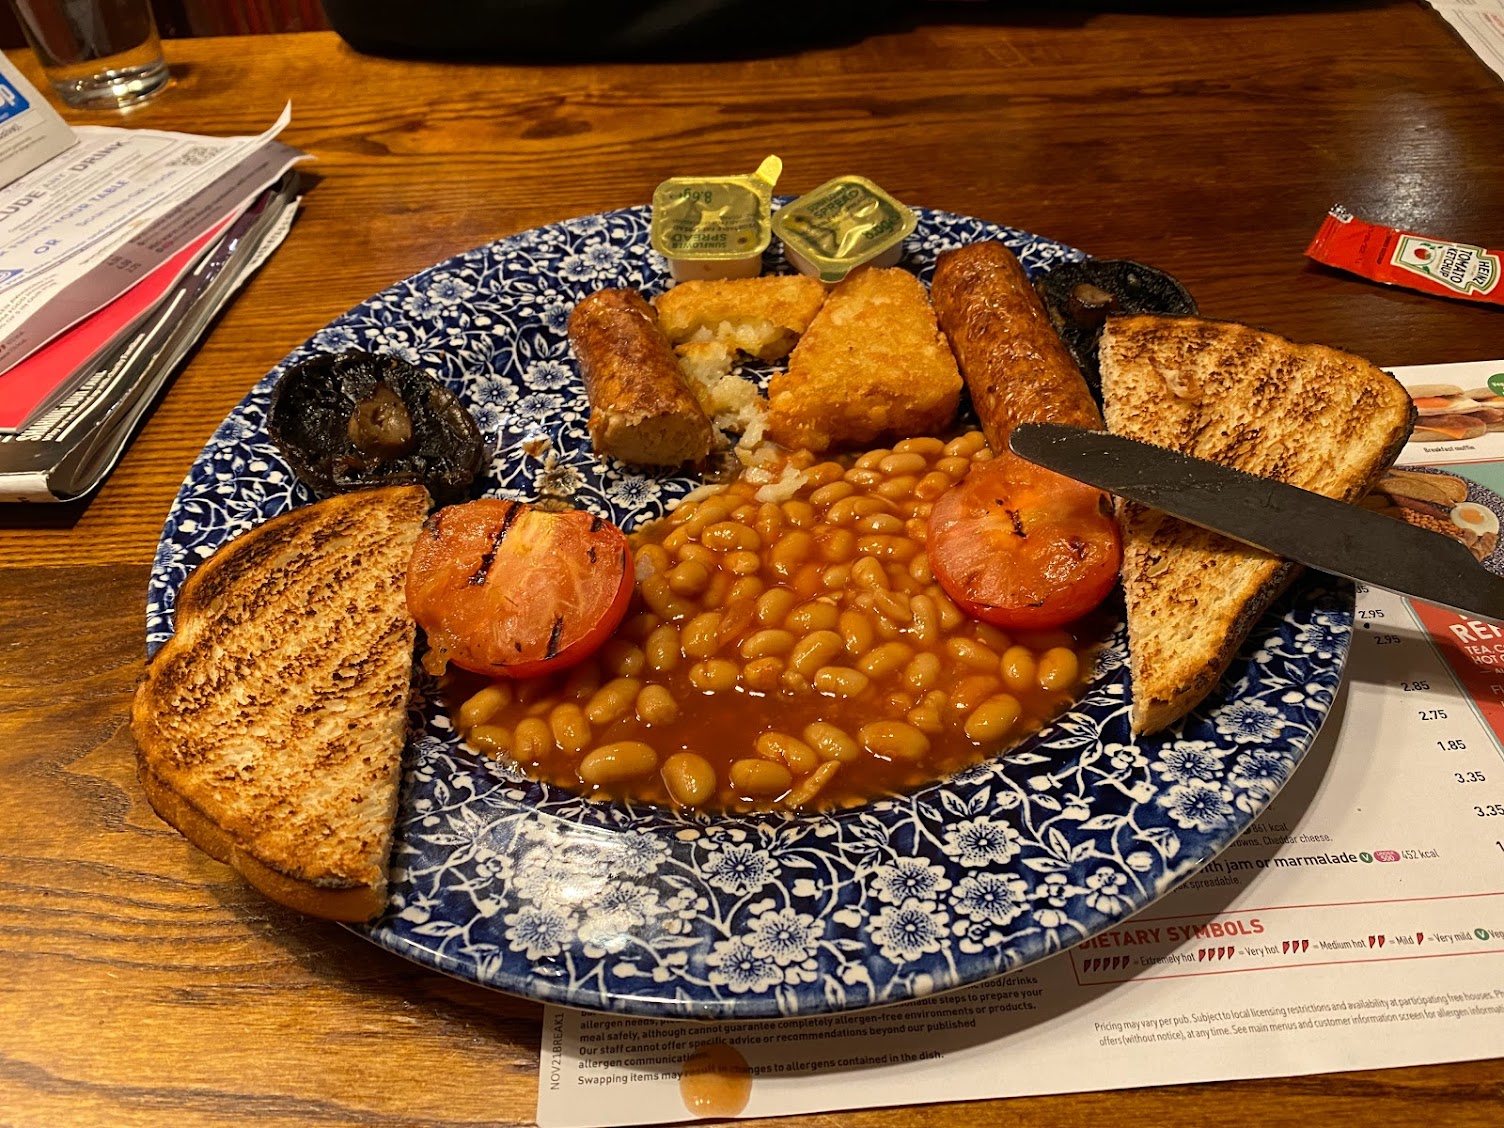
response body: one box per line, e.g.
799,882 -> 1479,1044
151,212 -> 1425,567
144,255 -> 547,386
651,155 -> 782,282
773,175 -> 917,284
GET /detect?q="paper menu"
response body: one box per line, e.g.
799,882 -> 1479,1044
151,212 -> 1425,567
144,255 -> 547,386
0,175 -> 302,501
0,52 -> 76,187
0,105 -> 301,372
1426,1 -> 1504,81
0,220 -> 227,431
536,360 -> 1504,1128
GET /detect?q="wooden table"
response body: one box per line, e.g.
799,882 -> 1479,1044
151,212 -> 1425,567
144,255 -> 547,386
4,6 -> 1503,1124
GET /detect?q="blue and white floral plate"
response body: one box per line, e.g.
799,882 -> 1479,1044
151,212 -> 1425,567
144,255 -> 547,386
147,205 -> 1353,1019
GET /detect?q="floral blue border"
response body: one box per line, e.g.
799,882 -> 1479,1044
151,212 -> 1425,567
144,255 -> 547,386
145,205 -> 1352,1019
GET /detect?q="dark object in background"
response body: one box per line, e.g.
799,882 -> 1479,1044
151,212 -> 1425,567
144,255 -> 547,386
1034,259 -> 1197,401
269,351 -> 485,500
322,0 -> 900,61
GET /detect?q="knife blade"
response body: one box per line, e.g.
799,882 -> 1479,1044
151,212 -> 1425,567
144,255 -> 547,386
1008,422 -> 1504,623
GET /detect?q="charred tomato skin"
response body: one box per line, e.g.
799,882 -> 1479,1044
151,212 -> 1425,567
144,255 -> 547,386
406,498 -> 633,678
926,450 -> 1122,630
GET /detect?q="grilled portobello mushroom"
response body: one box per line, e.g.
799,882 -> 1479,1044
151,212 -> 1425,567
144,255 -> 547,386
269,351 -> 485,501
1035,259 -> 1196,400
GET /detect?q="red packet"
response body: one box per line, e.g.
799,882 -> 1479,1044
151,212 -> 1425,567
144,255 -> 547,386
1305,205 -> 1503,305
0,222 -> 227,431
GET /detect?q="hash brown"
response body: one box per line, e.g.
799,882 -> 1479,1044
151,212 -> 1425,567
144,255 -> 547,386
654,274 -> 827,361
765,267 -> 962,452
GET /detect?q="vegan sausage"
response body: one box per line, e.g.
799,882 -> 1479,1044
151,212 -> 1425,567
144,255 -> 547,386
929,241 -> 1102,451
568,289 -> 713,467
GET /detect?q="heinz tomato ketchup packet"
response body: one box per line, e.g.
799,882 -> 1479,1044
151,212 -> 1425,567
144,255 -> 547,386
1306,205 -> 1503,306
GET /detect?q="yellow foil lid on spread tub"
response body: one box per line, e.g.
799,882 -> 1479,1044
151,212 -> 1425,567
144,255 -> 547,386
773,175 -> 917,284
651,155 -> 782,282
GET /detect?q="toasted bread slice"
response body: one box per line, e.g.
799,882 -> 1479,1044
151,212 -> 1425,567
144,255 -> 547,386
132,485 -> 431,921
1099,315 -> 1414,734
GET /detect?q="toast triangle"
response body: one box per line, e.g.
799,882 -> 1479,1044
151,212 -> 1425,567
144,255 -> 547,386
131,484 -> 431,921
1099,315 -> 1414,734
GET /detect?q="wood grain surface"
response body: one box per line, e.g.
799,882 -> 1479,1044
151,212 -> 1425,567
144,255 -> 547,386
2,6 -> 1502,1125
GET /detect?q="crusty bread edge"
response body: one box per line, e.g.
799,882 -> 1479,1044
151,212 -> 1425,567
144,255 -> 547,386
1131,395 -> 1414,733
159,488 -> 422,632
137,758 -> 386,922
131,486 -> 428,924
1130,554 -> 1301,734
1110,322 -> 1419,734
1333,385 -> 1420,504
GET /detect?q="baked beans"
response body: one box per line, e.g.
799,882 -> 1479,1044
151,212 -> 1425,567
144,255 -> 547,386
446,432 -> 1105,811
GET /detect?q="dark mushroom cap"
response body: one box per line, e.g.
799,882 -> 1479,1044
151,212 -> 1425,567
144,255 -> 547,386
1035,259 -> 1197,401
268,351 -> 486,501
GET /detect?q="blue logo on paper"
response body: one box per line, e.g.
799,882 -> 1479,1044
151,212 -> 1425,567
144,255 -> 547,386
0,77 -> 31,123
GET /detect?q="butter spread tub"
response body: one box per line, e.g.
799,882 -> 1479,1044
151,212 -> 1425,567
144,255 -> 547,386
773,175 -> 917,284
650,155 -> 782,282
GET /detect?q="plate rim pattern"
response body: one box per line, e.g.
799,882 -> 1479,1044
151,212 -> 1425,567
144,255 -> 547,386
145,204 -> 1352,1019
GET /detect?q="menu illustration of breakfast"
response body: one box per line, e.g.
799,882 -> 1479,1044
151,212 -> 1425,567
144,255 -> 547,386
536,360 -> 1504,1128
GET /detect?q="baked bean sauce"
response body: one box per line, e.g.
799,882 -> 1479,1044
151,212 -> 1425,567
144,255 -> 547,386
444,432 -> 1108,812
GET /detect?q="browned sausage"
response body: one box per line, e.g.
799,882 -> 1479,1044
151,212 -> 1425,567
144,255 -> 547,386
930,241 -> 1102,452
568,289 -> 713,467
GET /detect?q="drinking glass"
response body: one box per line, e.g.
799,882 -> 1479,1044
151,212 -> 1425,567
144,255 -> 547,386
7,0 -> 169,109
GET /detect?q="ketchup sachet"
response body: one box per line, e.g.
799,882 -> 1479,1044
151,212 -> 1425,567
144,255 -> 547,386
1305,205 -> 1502,306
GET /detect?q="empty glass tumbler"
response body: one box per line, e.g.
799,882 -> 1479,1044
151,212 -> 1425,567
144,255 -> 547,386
7,0 -> 168,109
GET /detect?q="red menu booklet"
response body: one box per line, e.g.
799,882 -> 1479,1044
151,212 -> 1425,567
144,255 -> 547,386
0,221 -> 227,432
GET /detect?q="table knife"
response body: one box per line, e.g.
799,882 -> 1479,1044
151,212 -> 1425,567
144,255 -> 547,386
1008,422 -> 1504,622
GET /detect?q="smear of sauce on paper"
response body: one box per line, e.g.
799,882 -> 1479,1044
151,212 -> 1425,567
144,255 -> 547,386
679,1042 -> 752,1118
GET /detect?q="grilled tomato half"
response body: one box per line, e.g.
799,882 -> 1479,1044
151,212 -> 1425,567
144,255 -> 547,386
926,450 -> 1121,630
407,498 -> 633,678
